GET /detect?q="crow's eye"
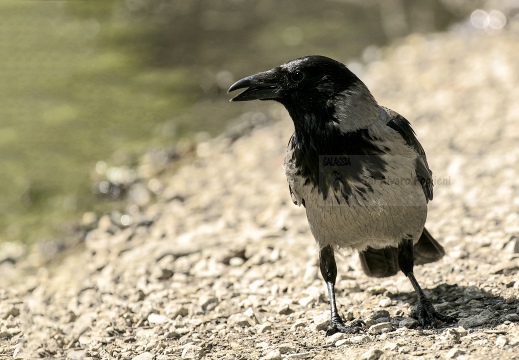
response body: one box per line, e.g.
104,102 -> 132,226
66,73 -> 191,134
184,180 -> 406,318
290,71 -> 305,83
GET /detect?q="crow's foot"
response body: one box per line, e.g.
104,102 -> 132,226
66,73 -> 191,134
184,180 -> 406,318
411,298 -> 457,328
326,318 -> 365,336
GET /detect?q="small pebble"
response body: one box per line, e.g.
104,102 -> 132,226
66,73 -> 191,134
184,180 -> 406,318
371,310 -> 390,320
243,307 -> 259,326
132,352 -> 154,360
278,343 -> 296,354
261,349 -> 281,360
335,339 -> 349,347
368,322 -> 393,335
228,313 -> 250,328
147,313 -> 167,324
285,352 -> 313,359
326,332 -> 346,344
446,348 -> 464,359
199,296 -> 219,312
312,312 -> 330,331
181,344 -> 203,359
257,322 -> 273,333
362,349 -> 383,360
378,298 -> 392,307
277,304 -> 294,315
290,319 -> 306,331
496,335 -> 508,347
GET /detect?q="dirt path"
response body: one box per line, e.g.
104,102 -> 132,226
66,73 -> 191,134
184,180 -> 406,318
1,31 -> 519,359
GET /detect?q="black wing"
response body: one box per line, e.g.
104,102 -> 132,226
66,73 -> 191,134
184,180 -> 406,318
383,107 -> 433,201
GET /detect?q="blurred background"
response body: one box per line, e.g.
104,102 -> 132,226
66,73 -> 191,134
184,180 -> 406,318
0,0 -> 512,248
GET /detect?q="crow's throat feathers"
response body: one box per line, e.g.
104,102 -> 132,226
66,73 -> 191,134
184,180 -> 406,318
284,77 -> 387,198
288,122 -> 388,201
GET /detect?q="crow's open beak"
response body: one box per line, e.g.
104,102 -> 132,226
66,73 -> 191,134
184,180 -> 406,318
228,71 -> 284,102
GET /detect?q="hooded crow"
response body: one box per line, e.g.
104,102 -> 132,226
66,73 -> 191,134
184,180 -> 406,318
229,55 -> 456,335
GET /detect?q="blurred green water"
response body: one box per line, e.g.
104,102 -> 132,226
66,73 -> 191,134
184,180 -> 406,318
0,0 -> 466,244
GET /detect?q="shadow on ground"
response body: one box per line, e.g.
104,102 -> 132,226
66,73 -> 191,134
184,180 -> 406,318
387,284 -> 519,329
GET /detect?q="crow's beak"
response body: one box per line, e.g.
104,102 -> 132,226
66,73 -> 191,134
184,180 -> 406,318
228,70 -> 284,102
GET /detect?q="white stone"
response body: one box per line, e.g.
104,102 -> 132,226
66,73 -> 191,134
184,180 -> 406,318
147,313 -> 167,324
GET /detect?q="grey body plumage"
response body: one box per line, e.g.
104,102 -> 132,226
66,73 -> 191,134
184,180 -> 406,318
285,104 -> 427,252
229,55 -> 456,334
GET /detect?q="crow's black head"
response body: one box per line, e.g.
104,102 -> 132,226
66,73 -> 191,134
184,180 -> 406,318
229,56 -> 386,197
228,56 -> 358,106
228,56 -> 379,134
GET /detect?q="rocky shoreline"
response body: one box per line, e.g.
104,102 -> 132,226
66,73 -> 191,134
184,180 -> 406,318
1,29 -> 519,359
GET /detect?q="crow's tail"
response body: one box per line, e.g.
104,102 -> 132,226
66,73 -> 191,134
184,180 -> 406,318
359,228 -> 445,278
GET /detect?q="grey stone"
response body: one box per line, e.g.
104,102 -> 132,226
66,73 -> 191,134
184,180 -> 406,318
166,304 -> 189,318
383,342 -> 398,351
335,339 -> 349,347
298,295 -> 315,307
399,317 -> 419,328
504,313 -> 519,322
371,310 -> 390,320
513,240 -> 519,254
368,322 -> 393,335
290,319 -> 306,331
285,353 -> 313,359
2,306 -> 20,319
181,344 -> 203,359
257,322 -> 273,333
277,304 -> 294,315
228,313 -> 251,327
66,350 -> 88,360
453,327 -> 468,337
463,286 -> 485,300
366,287 -> 387,295
362,349 -> 383,360
243,307 -> 259,326
199,296 -> 219,312
132,352 -> 155,360
326,332 -> 346,345
445,348 -> 464,359
349,335 -> 369,344
278,343 -> 296,354
312,312 -> 329,331
261,349 -> 281,360
458,309 -> 493,328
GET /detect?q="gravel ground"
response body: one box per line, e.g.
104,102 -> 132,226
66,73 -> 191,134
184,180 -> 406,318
1,29 -> 519,359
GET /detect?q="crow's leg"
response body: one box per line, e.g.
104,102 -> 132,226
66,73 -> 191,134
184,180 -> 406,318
398,238 -> 457,328
319,245 -> 364,336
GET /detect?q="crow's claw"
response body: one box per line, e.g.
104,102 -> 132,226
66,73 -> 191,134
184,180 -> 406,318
326,318 -> 365,336
411,298 -> 457,328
